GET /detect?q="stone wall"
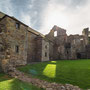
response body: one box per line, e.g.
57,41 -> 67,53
35,36 -> 50,62
0,11 -> 90,72
82,28 -> 89,45
49,42 -> 54,60
6,17 -> 28,66
86,45 -> 90,58
46,25 -> 68,60
9,69 -> 82,90
35,36 -> 42,61
46,25 -> 67,41
46,25 -> 89,60
41,39 -> 49,61
0,41 -> 5,72
54,35 -> 67,60
0,14 -> 51,72
0,17 -> 8,72
66,35 -> 86,59
27,29 -> 38,63
0,16 -> 28,72
0,63 -> 2,72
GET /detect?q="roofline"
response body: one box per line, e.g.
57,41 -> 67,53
0,15 -> 28,27
0,11 -> 6,15
27,29 -> 39,36
0,12 -> 45,38
27,27 -> 45,37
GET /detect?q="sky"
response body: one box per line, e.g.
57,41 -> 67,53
0,0 -> 90,35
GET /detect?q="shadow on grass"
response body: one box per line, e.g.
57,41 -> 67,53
18,62 -> 49,77
0,73 -> 11,82
9,79 -> 43,90
18,60 -> 90,89
55,60 -> 90,89
0,73 -> 44,90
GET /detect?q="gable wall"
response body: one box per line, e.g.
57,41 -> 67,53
4,17 -> 28,66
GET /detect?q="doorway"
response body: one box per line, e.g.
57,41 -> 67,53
77,53 -> 81,59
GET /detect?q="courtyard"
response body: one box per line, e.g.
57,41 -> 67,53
18,59 -> 90,89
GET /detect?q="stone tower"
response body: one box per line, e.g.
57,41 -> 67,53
82,28 -> 89,45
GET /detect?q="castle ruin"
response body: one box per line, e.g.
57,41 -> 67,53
0,12 -> 90,72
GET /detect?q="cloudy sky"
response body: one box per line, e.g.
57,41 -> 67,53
0,0 -> 90,35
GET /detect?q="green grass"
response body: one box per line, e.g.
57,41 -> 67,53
18,59 -> 90,89
0,73 -> 44,90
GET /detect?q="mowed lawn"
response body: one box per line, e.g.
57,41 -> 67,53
0,73 -> 44,90
18,59 -> 90,89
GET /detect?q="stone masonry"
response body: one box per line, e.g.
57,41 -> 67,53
0,11 -> 90,72
46,25 -> 90,60
0,12 -> 50,72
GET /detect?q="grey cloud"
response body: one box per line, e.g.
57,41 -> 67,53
0,0 -> 89,34
0,0 -> 13,15
53,0 -> 88,8
11,0 -> 30,17
10,0 -> 49,30
27,0 -> 49,29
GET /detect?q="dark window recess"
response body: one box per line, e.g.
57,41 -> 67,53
65,43 -> 71,48
88,37 -> 90,43
0,44 -> 4,52
45,52 -> 47,57
16,23 -> 20,29
67,51 -> 69,54
16,45 -> 19,53
45,45 -> 47,49
0,28 -> 2,33
77,53 -> 81,59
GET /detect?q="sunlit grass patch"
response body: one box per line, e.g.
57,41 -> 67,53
18,59 -> 90,89
50,61 -> 56,63
0,73 -> 44,90
43,64 -> 56,78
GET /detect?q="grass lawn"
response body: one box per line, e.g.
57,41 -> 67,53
0,73 -> 44,90
18,59 -> 90,89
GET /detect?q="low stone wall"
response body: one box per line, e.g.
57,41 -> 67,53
8,69 -> 82,90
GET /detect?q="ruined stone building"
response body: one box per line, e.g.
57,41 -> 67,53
46,26 -> 90,60
0,11 -> 90,72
